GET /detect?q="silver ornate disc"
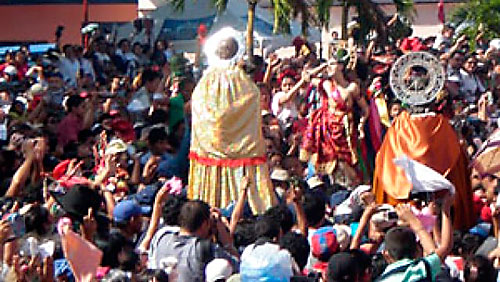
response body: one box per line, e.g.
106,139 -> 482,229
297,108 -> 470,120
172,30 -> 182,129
389,52 -> 445,106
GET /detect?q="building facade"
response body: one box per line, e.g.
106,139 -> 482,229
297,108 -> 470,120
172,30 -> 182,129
0,0 -> 137,45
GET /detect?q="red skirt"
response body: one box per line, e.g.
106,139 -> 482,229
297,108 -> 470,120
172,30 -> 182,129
300,106 -> 352,174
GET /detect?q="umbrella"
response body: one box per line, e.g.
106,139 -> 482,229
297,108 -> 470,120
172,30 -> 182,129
472,130 -> 500,178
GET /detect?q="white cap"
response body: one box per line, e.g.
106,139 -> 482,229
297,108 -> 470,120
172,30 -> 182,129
205,259 -> 233,282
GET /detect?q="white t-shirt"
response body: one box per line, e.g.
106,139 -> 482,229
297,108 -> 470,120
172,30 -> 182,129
271,91 -> 298,128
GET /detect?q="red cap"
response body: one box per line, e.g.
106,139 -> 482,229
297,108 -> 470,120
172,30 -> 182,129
111,118 -> 135,142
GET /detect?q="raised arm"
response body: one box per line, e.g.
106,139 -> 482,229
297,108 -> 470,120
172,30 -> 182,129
6,140 -> 36,197
230,176 -> 250,235
277,63 -> 327,106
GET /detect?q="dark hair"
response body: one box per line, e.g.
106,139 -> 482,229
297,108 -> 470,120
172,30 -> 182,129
118,246 -> 139,271
279,232 -> 310,271
118,39 -> 130,48
62,141 -> 79,159
178,76 -> 195,93
264,204 -> 294,234
451,230 -> 463,256
62,44 -> 73,54
23,182 -> 45,204
150,109 -> 168,125
371,253 -> 388,280
233,219 -> 257,251
178,200 -> 210,233
78,129 -> 94,144
99,232 -> 135,268
162,195 -> 188,226
65,95 -> 84,113
450,50 -> 465,60
136,269 -> 169,282
464,255 -> 496,282
148,127 -> 168,146
254,215 -> 280,240
24,204 -> 50,235
303,192 -> 326,227
141,69 -> 161,84
461,233 -> 483,257
384,227 -> 417,260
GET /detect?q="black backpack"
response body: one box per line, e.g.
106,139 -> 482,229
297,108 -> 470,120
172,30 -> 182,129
375,258 -> 433,282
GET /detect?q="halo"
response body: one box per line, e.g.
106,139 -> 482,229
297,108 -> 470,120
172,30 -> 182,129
204,27 -> 246,68
389,52 -> 445,106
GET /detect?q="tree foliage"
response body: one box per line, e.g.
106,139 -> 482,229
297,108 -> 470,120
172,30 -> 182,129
450,0 -> 500,47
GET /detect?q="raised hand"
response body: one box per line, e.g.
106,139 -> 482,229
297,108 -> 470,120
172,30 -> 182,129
80,208 -> 97,241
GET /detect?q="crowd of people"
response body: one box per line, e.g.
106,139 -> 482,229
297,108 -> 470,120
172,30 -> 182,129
1,20 -> 500,282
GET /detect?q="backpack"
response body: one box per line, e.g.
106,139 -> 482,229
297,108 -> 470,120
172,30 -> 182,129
376,258 -> 433,282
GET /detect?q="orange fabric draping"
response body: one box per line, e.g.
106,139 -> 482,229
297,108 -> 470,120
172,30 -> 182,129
373,111 -> 474,230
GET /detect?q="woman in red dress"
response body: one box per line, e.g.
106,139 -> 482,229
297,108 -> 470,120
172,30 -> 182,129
300,51 -> 367,186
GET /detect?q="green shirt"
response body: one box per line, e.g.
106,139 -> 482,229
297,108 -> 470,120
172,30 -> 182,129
376,253 -> 442,282
168,94 -> 185,130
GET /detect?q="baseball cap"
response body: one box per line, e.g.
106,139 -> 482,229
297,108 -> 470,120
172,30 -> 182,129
205,259 -> 233,282
113,200 -> 149,224
311,226 -> 339,261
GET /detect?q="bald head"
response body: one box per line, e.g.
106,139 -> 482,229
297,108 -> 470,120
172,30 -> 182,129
215,37 -> 238,60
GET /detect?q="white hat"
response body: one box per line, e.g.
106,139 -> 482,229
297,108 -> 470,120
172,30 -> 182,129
307,176 -> 324,189
205,259 -> 233,282
4,65 -> 17,76
270,169 -> 290,181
